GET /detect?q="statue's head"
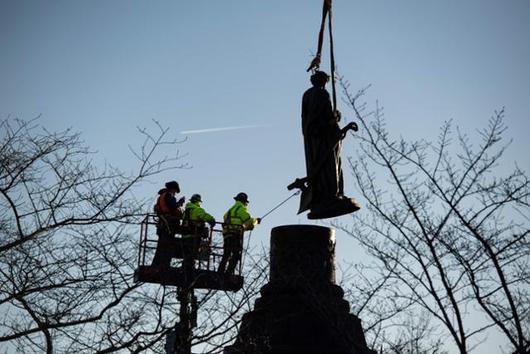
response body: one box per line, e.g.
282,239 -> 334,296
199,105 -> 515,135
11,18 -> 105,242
310,71 -> 329,87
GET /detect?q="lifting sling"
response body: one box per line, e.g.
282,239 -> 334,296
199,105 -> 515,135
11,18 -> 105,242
307,0 -> 337,112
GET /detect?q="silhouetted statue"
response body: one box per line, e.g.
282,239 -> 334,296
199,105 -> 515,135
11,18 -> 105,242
289,71 -> 360,219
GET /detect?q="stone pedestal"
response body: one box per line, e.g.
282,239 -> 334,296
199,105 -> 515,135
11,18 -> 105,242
225,225 -> 376,354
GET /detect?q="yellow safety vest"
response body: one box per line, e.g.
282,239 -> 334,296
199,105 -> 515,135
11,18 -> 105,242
182,201 -> 214,239
222,201 -> 257,238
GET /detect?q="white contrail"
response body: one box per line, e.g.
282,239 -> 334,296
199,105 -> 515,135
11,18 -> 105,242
180,124 -> 264,135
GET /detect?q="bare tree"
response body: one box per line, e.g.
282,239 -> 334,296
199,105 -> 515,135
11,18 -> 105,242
192,247 -> 269,353
0,117 -> 268,353
335,82 -> 530,354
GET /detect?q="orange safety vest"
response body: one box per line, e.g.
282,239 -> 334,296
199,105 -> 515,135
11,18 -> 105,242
155,191 -> 182,218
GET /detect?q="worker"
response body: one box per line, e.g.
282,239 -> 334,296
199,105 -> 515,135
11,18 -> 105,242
219,192 -> 261,275
181,194 -> 216,277
152,181 -> 185,268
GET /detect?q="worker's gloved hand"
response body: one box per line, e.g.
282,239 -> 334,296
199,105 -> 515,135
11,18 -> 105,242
346,122 -> 359,132
177,197 -> 185,207
256,218 -> 262,225
209,220 -> 216,228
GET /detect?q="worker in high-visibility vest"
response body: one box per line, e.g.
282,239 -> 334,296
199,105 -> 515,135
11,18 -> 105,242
181,194 -> 216,275
152,180 -> 185,268
218,192 -> 261,275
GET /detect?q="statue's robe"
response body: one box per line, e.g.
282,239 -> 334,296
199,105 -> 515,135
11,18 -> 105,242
301,86 -> 344,213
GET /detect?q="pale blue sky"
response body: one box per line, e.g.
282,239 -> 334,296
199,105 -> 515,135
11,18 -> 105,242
1,1 -> 529,353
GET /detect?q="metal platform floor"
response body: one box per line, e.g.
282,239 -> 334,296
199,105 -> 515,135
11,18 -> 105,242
134,265 -> 244,292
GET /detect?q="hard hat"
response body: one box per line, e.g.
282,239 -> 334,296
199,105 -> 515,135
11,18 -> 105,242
191,194 -> 202,203
165,181 -> 180,193
234,192 -> 249,203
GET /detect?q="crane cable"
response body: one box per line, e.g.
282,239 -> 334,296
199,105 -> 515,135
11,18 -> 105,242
306,0 -> 337,111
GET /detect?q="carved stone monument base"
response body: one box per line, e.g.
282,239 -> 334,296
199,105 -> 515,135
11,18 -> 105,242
224,225 -> 375,354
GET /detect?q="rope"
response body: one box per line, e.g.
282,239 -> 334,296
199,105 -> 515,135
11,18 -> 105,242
241,229 -> 252,274
240,190 -> 300,271
260,190 -> 301,220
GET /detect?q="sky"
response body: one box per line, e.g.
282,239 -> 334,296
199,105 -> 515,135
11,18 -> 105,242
1,1 -> 529,353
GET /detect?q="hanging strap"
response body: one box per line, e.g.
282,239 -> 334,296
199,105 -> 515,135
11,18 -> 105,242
306,0 -> 331,74
306,0 -> 337,112
327,0 -> 337,111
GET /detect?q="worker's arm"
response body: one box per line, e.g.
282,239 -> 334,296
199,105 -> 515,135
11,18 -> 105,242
165,193 -> 183,217
322,90 -> 336,123
237,207 -> 258,230
164,193 -> 177,210
196,207 -> 215,223
302,89 -> 335,136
